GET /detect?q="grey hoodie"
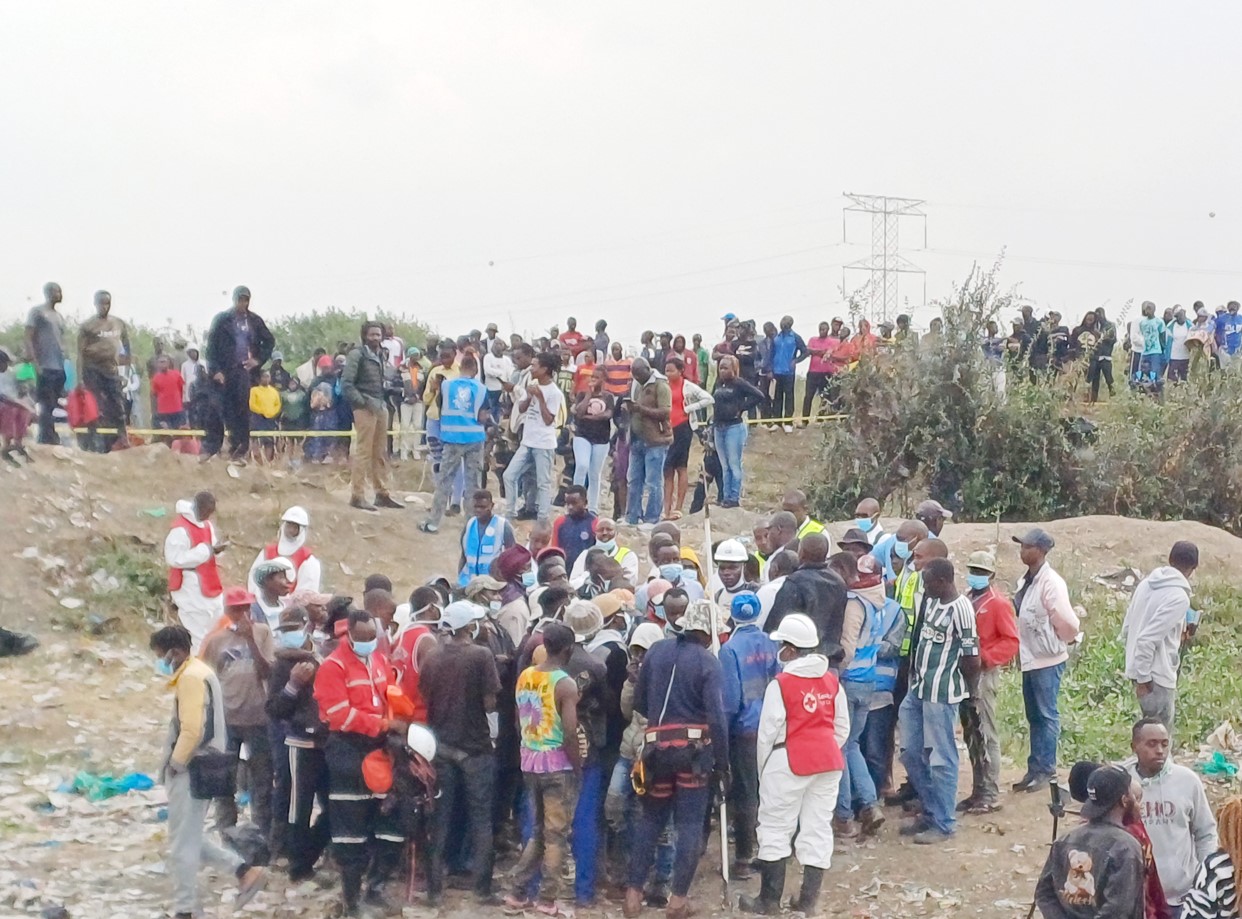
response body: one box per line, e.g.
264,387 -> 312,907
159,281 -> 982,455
1120,566 -> 1190,690
1125,759 -> 1218,905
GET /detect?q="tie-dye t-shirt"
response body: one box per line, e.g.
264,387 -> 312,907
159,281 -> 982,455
516,667 -> 573,773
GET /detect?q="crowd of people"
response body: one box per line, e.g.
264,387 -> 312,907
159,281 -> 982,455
148,481 -> 1237,919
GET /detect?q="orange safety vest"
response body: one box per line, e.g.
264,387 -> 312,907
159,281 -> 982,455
776,670 -> 844,776
167,517 -> 223,598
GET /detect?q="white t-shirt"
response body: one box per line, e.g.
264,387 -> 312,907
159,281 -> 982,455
483,353 -> 514,392
521,382 -> 564,449
1170,322 -> 1191,361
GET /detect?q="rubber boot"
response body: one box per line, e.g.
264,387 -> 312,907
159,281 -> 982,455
737,858 -> 786,915
795,866 -> 824,915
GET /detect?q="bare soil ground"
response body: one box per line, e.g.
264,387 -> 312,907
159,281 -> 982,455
1,428 -> 1238,918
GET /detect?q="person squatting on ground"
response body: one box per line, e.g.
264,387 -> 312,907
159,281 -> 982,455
743,613 -> 849,916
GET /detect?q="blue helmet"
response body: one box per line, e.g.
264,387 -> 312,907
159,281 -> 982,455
730,591 -> 762,624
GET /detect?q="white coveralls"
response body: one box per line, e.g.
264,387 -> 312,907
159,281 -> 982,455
246,530 -> 322,596
755,653 -> 850,869
163,500 -> 224,654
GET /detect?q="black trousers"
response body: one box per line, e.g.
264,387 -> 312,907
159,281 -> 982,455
772,374 -> 795,421
728,732 -> 759,861
325,734 -> 404,906
802,371 -> 830,418
81,366 -> 127,450
433,751 -> 496,897
1087,357 -> 1114,401
285,743 -> 331,876
203,371 -> 251,457
35,368 -> 66,444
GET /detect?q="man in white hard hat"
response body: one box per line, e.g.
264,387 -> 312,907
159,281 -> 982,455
708,538 -> 758,607
248,506 -> 322,594
745,613 -> 848,917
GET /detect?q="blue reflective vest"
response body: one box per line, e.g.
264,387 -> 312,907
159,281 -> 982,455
865,594 -> 905,693
440,377 -> 487,444
460,515 -> 509,586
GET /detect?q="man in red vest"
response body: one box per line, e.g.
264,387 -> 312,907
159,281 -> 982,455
247,505 -> 321,595
163,490 -> 228,653
745,613 -> 849,916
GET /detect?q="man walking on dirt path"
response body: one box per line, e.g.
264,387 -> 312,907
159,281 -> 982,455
151,625 -> 268,919
1121,541 -> 1198,732
77,289 -> 131,452
1012,528 -> 1080,793
203,286 -> 274,462
342,321 -> 404,512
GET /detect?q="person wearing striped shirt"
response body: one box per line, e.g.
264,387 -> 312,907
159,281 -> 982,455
897,557 -> 979,843
1182,796 -> 1242,919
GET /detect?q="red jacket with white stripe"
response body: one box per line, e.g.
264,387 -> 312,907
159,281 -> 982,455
313,642 -> 391,738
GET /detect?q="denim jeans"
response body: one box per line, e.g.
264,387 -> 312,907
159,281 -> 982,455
835,680 -> 877,819
860,702 -> 896,796
713,422 -> 747,504
429,441 -> 484,525
504,443 -> 556,520
625,440 -> 668,524
1022,662 -> 1065,778
898,694 -> 959,835
571,762 -> 603,902
572,438 -> 610,513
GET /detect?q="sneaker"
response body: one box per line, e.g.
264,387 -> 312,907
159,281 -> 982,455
375,494 -> 405,510
418,521 -> 439,534
235,865 -> 268,907
503,893 -> 533,914
514,508 -> 538,521
912,828 -> 955,845
349,498 -> 379,512
897,817 -> 930,837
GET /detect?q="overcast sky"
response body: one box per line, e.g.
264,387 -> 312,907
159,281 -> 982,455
3,1 -> 1241,346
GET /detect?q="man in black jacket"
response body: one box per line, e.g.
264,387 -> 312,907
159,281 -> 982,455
763,533 -> 848,663
204,286 -> 275,461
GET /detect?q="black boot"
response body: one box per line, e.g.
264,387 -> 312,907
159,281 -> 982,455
738,858 -> 786,915
795,865 -> 824,914
340,864 -> 364,917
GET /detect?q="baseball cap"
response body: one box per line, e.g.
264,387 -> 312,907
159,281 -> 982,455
463,575 -> 506,598
1012,527 -> 1055,552
1080,765 -> 1131,820
966,551 -> 996,573
915,499 -> 953,521
721,312 -> 737,321
224,586 -> 256,608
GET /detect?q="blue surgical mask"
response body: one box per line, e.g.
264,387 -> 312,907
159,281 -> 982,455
154,656 -> 175,677
596,539 -> 617,554
966,574 -> 991,592
855,517 -> 875,533
278,629 -> 307,649
659,564 -> 683,582
522,570 -> 537,589
653,603 -> 667,621
893,540 -> 912,561
352,638 -> 378,658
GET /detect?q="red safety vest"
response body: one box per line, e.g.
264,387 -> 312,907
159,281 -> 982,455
391,624 -> 434,723
167,517 -> 223,598
263,543 -> 313,577
776,670 -> 844,776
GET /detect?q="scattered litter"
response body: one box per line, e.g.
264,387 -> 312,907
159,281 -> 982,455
137,506 -> 167,518
1197,751 -> 1239,779
1203,721 -> 1242,754
226,464 -> 241,479
58,598 -> 84,610
340,561 -> 355,576
1092,567 -> 1142,592
87,615 -> 122,636
66,771 -> 155,802
994,899 -> 1029,910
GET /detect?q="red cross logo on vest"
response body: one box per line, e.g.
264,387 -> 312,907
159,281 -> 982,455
801,691 -> 819,714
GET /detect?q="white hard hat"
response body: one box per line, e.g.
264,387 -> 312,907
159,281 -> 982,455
281,505 -> 310,527
406,724 -> 437,762
629,622 -> 665,650
714,538 -> 748,563
769,613 -> 819,649
440,600 -> 485,632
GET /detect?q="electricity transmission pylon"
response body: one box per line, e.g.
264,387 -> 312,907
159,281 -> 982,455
842,193 -> 927,322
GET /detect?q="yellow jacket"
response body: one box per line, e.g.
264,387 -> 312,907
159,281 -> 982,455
249,384 -> 282,419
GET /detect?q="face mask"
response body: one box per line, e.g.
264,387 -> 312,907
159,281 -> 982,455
854,517 -> 874,533
596,539 -> 617,554
352,638 -> 378,658
893,540 -> 912,561
277,629 -> 306,649
154,656 -> 175,677
521,570 -> 537,589
659,564 -> 683,582
966,574 -> 991,592
653,604 -> 667,621
470,622 -> 481,640
487,600 -> 502,618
